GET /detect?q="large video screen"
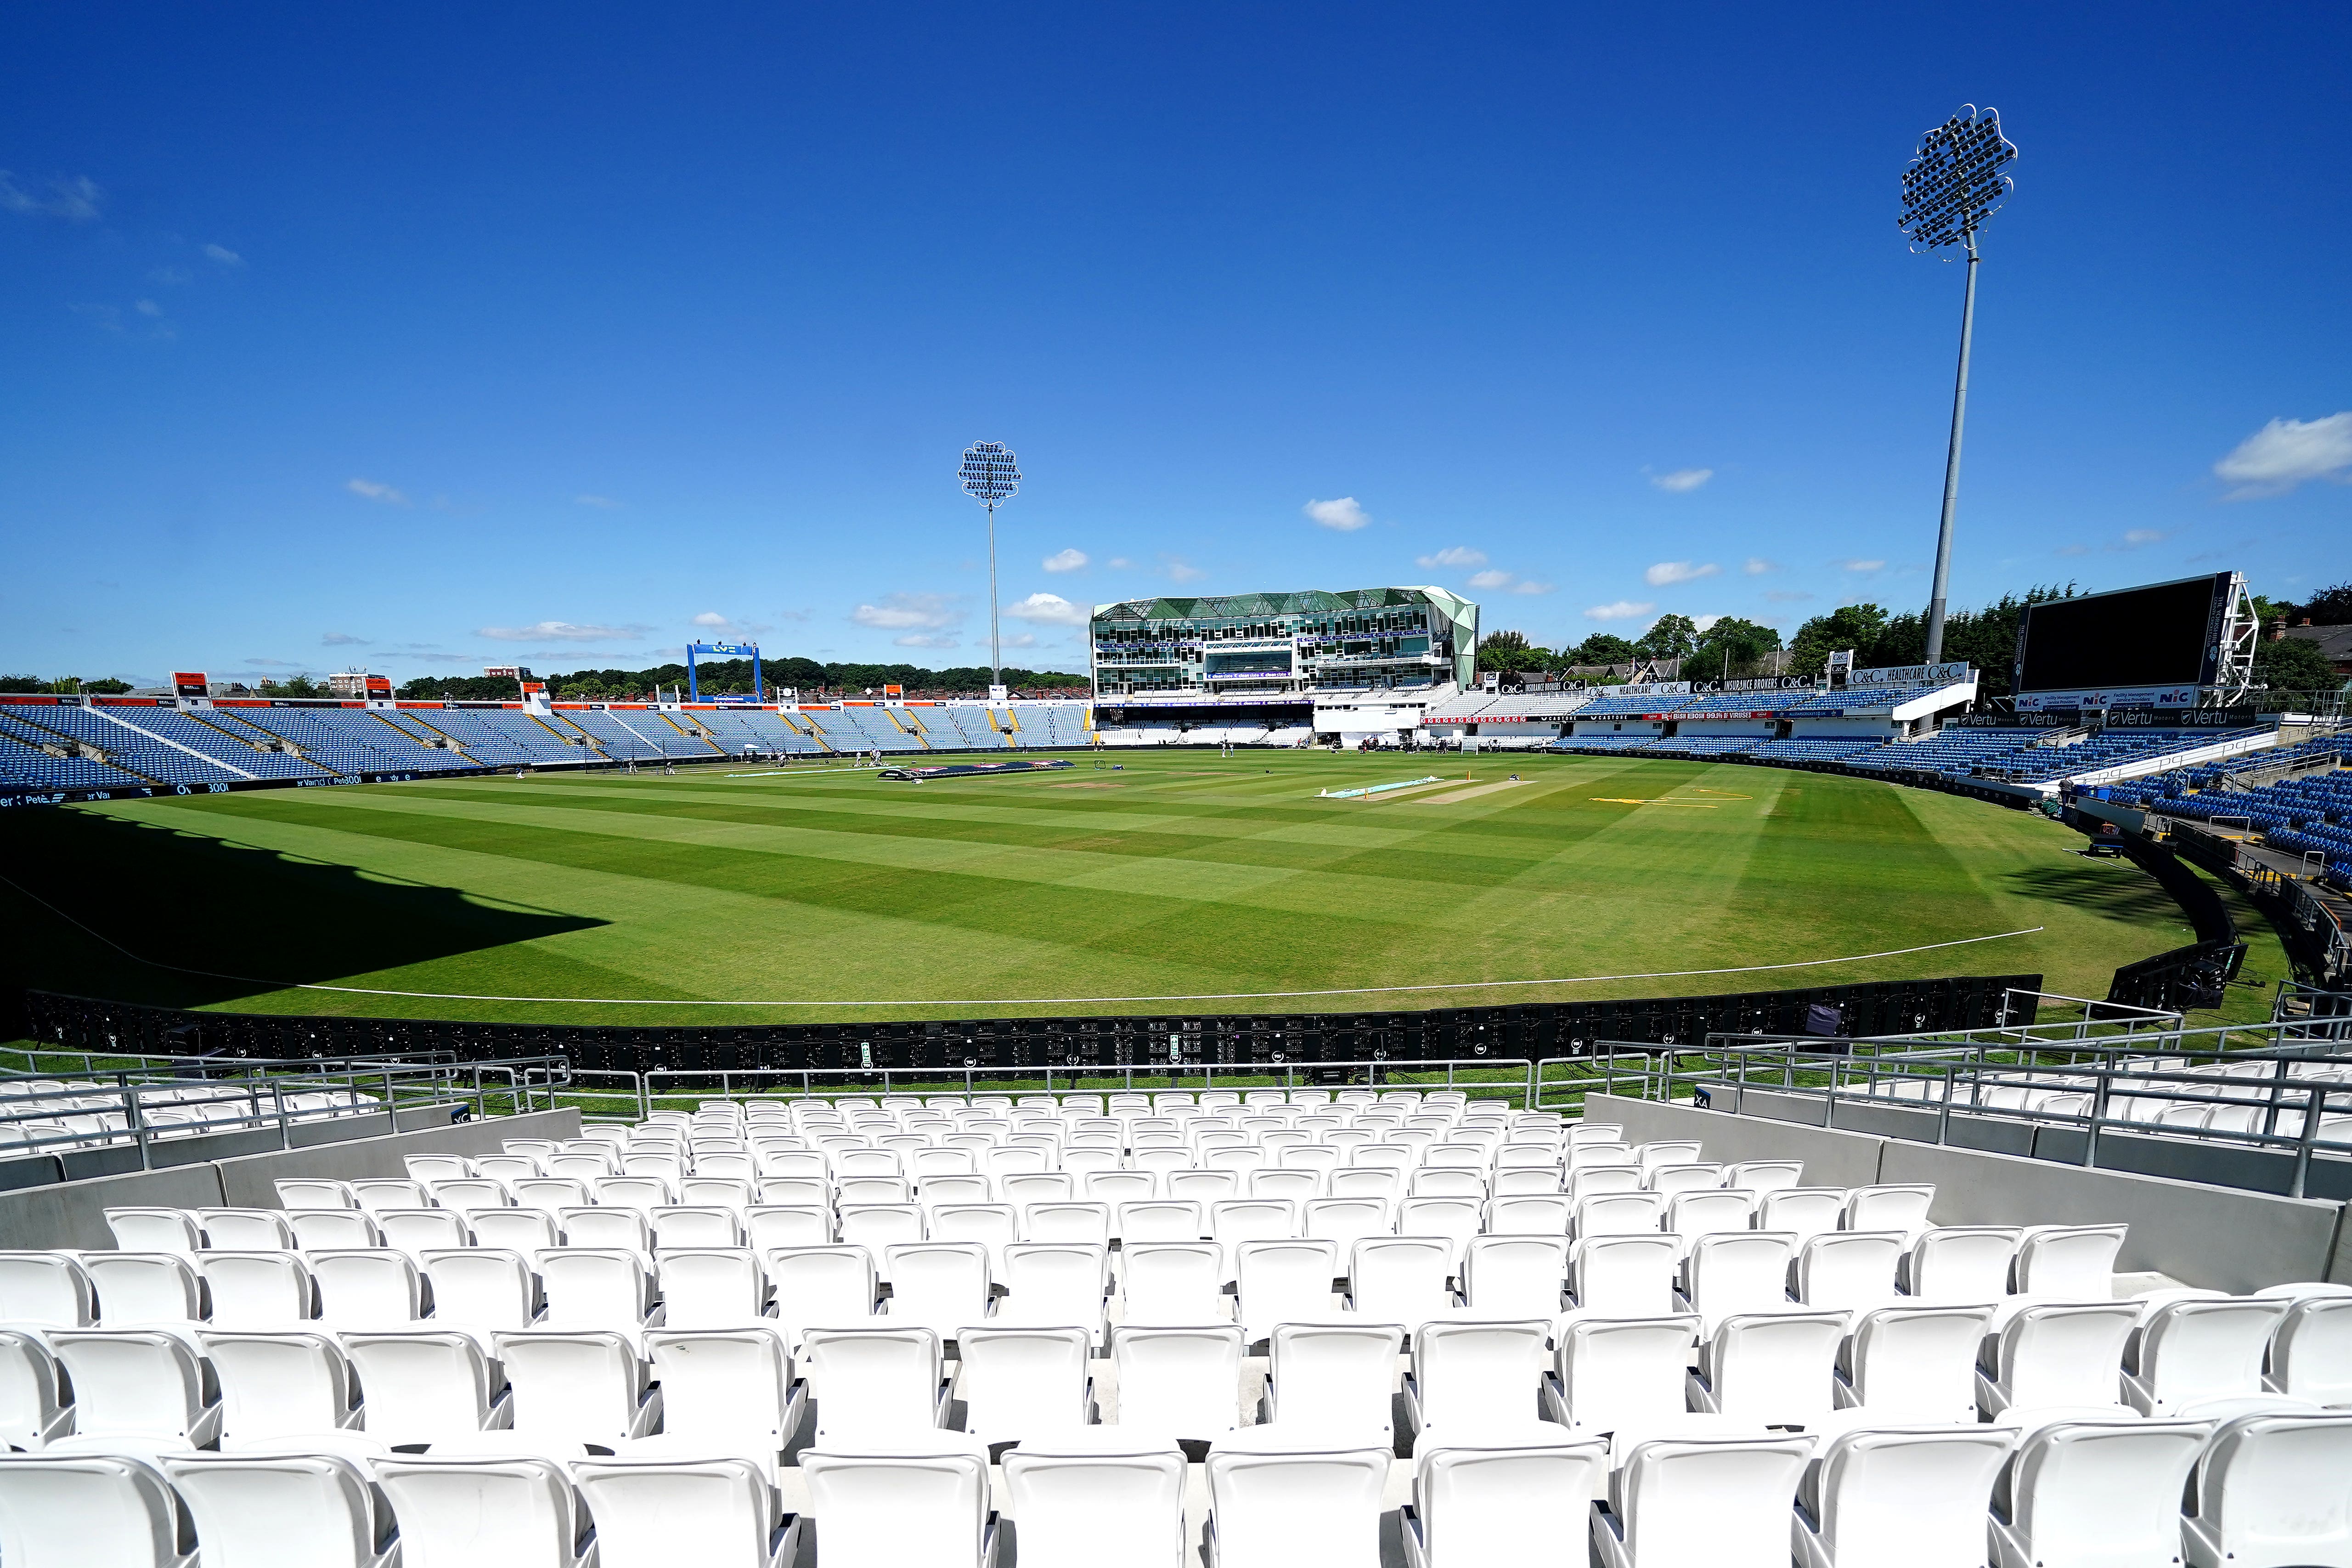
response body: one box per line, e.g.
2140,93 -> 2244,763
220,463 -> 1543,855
2014,574 -> 2227,694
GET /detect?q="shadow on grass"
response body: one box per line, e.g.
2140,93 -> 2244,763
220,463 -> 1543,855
2000,861 -> 2188,929
0,803 -> 604,1009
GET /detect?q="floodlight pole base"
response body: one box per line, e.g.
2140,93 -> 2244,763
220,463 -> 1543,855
987,499 -> 1001,690
1923,230 -> 1980,666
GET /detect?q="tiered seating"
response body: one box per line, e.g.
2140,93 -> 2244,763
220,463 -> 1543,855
1977,729 -> 2271,785
552,709 -> 677,760
212,705 -> 471,775
1746,738 -> 1891,763
98,706 -> 337,780
1642,736 -> 1763,757
1837,1057 -> 2352,1148
1845,728 -> 2055,775
6,705 -> 253,786
937,707 -> 1013,750
6,1089 -> 2347,1568
2147,764 -> 2352,880
412,708 -> 605,766
0,1079 -> 383,1157
1569,692 -> 1693,719
0,712 -> 150,790
1551,735 -> 1659,753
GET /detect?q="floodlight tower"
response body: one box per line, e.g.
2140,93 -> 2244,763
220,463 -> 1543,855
959,440 -> 1022,695
1901,104 -> 2019,665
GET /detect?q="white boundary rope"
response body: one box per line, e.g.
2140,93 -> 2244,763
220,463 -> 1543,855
0,868 -> 2042,1008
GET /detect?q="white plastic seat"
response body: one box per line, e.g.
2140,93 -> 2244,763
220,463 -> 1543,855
1001,1430 -> 1188,1568
47,1328 -> 223,1445
193,1328 -> 364,1441
540,1247 -> 660,1340
377,1207 -> 471,1258
1724,1160 -> 1804,1194
745,1202 -> 832,1250
310,1248 -> 427,1330
1575,1190 -> 1666,1239
1111,1323 -> 1247,1439
1842,1185 -> 1934,1241
432,1177 -> 514,1212
1834,1303 -> 1995,1421
1901,1226 -> 2021,1303
103,1208 -> 204,1259
1793,1424 -> 2013,1568
1458,1235 -> 1567,1319
1591,1432 -> 1813,1568
655,1247 -> 768,1329
1410,1168 -> 1488,1199
592,1174 -> 675,1213
1265,1320 -> 1404,1446
1122,1241 -> 1229,1324
469,1206 -> 561,1253
652,1204 -> 746,1249
0,1328 -> 75,1450
2122,1295 -> 2290,1415
1205,1434 -> 1390,1568
1540,1312 -> 1702,1438
1404,1428 -> 1607,1568
1088,1172 -> 1160,1212
1210,1199 -> 1299,1264
838,1204 -> 927,1278
0,1451 -> 198,1568
798,1325 -> 950,1444
1489,1193 -> 1576,1236
1000,1171 -> 1076,1205
799,1435 -> 996,1568
995,1242 -> 1110,1336
567,1454 -> 797,1568
1325,1168 -> 1402,1201
1646,1163 -> 1726,1196
1988,1417 -> 2212,1568
1633,1141 -> 1704,1173
2010,1225 -> 2127,1297
1571,1233 -> 1681,1316
422,1247 -> 545,1335
763,1245 -> 879,1346
85,1252 -> 207,1328
1349,1235 -> 1455,1326
199,1250 -> 320,1329
1661,1190 -> 1756,1254
1494,1168 -> 1565,1196
372,1453 -> 597,1568
557,1203 -> 654,1252
274,1177 -> 358,1210
2265,1294 -> 2352,1404
1118,1200 -> 1205,1245
955,1323 -> 1094,1444
1404,1318 -> 1550,1448
837,1176 -> 913,1206
289,1208 -> 386,1252
1679,1231 -> 1797,1333
1794,1231 -> 1904,1313
882,1242 -> 992,1345
2182,1409 -> 2352,1568
1236,1238 -> 1340,1343
644,1325 -> 803,1458
340,1328 -> 513,1441
351,1177 -> 432,1213
1685,1310 -> 1847,1426
495,1328 -> 664,1443
1021,1201 -> 1112,1248
159,1448 -> 399,1568
1757,1189 -> 1850,1245
402,1154 -> 473,1184
197,1209 -> 298,1250
1977,1302 -> 2140,1416
1305,1198 -> 1393,1273
1399,1196 -> 1483,1269
1567,1166 -> 1645,1199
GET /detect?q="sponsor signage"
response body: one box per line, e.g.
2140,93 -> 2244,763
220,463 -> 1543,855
172,671 -> 209,698
1847,661 -> 1973,687
2016,686 -> 2201,712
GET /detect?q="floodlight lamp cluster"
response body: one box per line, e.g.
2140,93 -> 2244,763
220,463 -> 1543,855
959,441 -> 1022,505
1900,104 -> 2018,251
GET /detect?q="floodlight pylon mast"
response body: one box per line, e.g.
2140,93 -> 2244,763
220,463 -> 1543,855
959,440 -> 1022,694
1925,227 -> 1980,667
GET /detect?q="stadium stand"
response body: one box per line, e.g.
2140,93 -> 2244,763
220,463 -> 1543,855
0,713 -> 153,790
2,1085 -> 2346,1568
8,704 -> 257,786
209,705 -> 473,776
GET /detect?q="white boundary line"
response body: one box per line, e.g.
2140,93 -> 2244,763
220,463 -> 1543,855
0,868 -> 2042,1007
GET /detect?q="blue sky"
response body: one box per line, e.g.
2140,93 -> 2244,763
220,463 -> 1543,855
3,3 -> 2346,686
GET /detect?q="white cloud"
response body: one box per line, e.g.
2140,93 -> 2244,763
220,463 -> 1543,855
346,477 -> 407,505
1466,569 -> 1514,589
202,243 -> 243,265
893,633 -> 959,649
2213,413 -> 2352,497
320,632 -> 372,646
1649,468 -> 1714,493
1693,615 -> 1724,633
1585,600 -> 1655,621
1644,560 -> 1720,586
1003,632 -> 1041,649
2121,528 -> 2169,547
0,171 -> 102,221
134,298 -> 163,317
1042,548 -> 1089,573
1510,580 -> 1556,596
478,620 -> 652,642
1416,546 -> 1488,568
691,612 -> 730,627
574,494 -> 623,509
1743,557 -> 1778,575
1839,558 -> 1887,573
1163,555 -> 1206,583
1006,592 -> 1090,627
1304,497 -> 1370,531
1764,589 -> 1816,603
851,593 -> 958,631
1106,557 -> 1134,569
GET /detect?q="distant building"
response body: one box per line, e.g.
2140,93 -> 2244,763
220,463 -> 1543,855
1089,587 -> 1476,699
2279,622 -> 2352,677
483,665 -> 534,681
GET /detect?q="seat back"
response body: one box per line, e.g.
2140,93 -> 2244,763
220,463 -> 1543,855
1807,1426 -> 2011,1568
1902,1226 -> 2019,1303
1349,1236 -> 1453,1324
1268,1320 -> 1404,1441
2138,1297 -> 2289,1411
2005,1420 -> 2211,1568
1663,1190 -> 1755,1245
1458,1235 -> 1567,1318
799,1445 -> 990,1568
288,1208 -> 385,1253
340,1330 -> 503,1442
1723,1160 -> 1805,1194
884,1243 -> 992,1331
764,1245 -> 879,1341
372,1455 -> 591,1568
799,1326 -> 944,1440
1111,1324 -> 1245,1438
1571,1233 -> 1679,1316
1702,1311 -> 1846,1426
1575,1190 -> 1664,1239
1410,1319 -> 1548,1432
495,1329 -> 649,1443
1122,1241 -> 1226,1324
1996,1303 -> 2138,1409
1117,1200 -> 1205,1244
197,1209 -> 299,1250
1842,1304 -> 1994,1421
1235,1239 -> 1339,1336
421,1247 -> 541,1333
1416,1434 -> 1606,1568
0,1329 -> 72,1449
650,1205 -> 744,1250
2011,1224 -> 2127,1297
103,1208 -> 204,1258
310,1249 -> 425,1330
49,1329 -> 213,1438
1683,1232 -> 1795,1327
657,1248 -> 767,1331
1021,1202 -> 1111,1247
1844,1184 -> 1935,1240
1612,1435 -> 1812,1568
468,1207 -> 559,1253
1794,1230 -> 1902,1312
1205,1444 -> 1389,1568
196,1330 -> 359,1441
376,1207 -> 471,1258
273,1178 -> 356,1211
85,1252 -> 205,1327
1002,1437 -> 1187,1568
0,1452 -> 196,1568
1488,1194 -> 1575,1236
2269,1296 -> 2352,1405
1556,1314 -> 1699,1435
161,1450 -> 390,1568
998,1243 -> 1108,1327
536,1248 -> 654,1332
2191,1410 -> 2352,1567
199,1251 -> 318,1329
955,1324 -> 1093,1444
570,1455 -> 780,1568
645,1326 -> 796,1444
1754,1188 -> 1847,1244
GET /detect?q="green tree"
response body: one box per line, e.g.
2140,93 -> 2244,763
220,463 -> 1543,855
1636,614 -> 1699,662
1787,604 -> 1890,677
81,678 -> 133,694
0,675 -> 41,694
2254,635 -> 2342,694
2280,581 -> 2352,626
1691,617 -> 1782,678
1569,633 -> 1637,666
1476,629 -> 1537,674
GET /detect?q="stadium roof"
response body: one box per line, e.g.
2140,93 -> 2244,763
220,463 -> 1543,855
1091,586 -> 1471,621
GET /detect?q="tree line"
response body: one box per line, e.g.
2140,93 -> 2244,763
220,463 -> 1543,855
393,655 -> 1091,702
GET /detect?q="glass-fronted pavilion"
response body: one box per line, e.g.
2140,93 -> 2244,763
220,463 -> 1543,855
1089,586 -> 1477,699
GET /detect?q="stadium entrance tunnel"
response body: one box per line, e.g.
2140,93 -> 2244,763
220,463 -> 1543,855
0,804 -> 605,1010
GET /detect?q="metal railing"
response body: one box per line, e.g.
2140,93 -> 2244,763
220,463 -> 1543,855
0,1047 -> 575,1171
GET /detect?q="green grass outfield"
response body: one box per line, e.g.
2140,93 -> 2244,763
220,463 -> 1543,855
0,749 -> 2291,1027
